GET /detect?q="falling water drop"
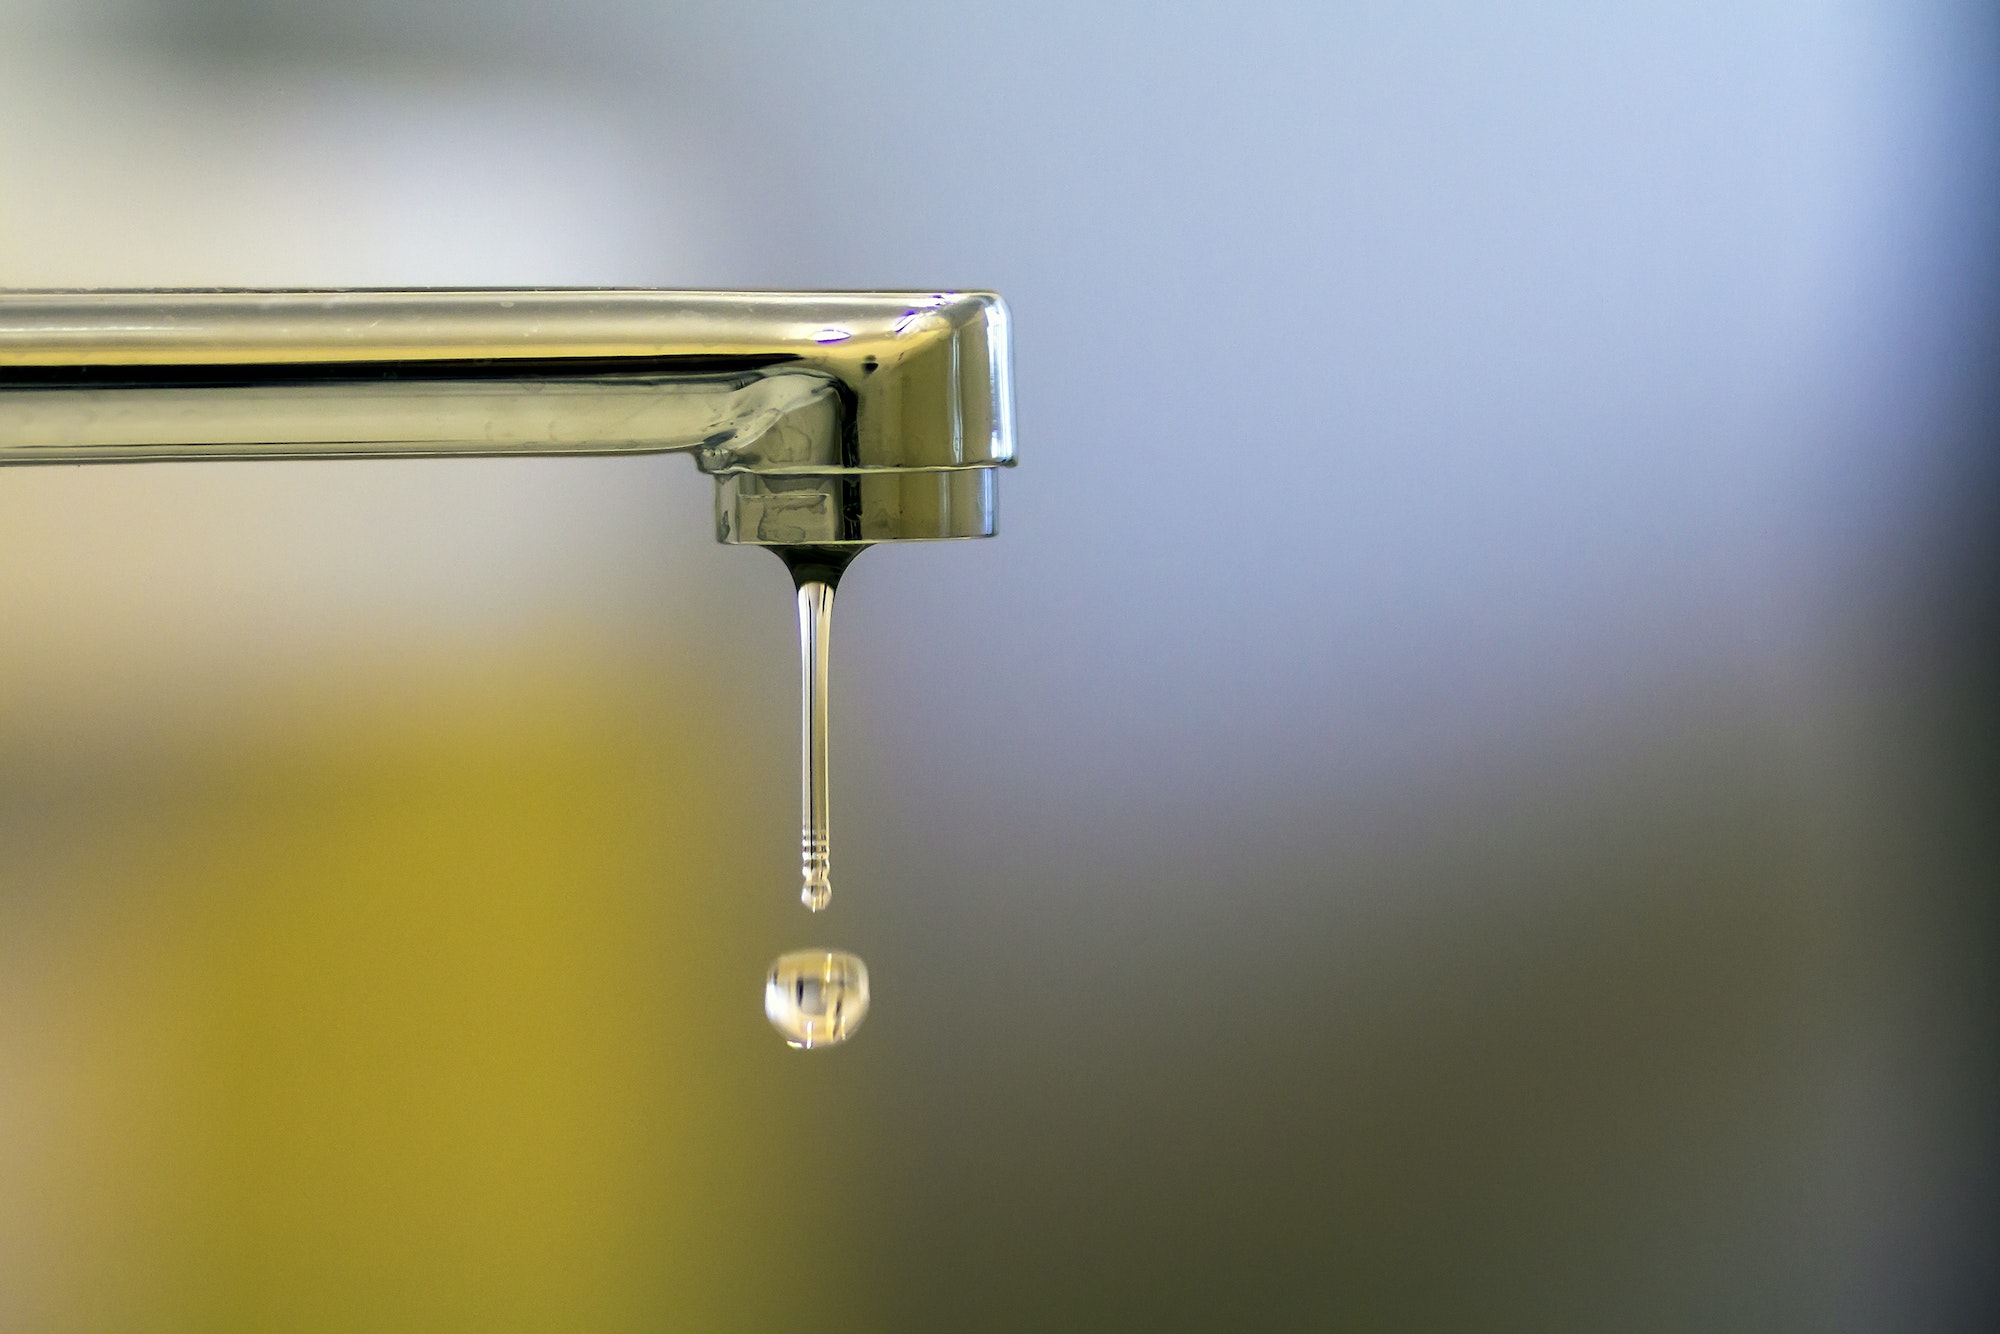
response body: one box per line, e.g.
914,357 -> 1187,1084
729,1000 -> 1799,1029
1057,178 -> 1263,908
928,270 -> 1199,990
765,949 -> 870,1048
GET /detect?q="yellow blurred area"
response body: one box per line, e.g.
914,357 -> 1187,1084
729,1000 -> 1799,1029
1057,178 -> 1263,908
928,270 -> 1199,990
0,651 -> 859,1331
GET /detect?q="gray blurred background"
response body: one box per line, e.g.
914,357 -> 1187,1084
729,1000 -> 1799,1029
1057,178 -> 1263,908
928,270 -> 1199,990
1,2 -> 1996,1330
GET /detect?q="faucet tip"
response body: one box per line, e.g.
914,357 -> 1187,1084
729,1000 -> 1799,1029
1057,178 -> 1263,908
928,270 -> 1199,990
773,544 -> 863,591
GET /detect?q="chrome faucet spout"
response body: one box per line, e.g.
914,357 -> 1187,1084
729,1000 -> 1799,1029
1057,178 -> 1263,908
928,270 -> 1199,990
0,288 -> 1014,547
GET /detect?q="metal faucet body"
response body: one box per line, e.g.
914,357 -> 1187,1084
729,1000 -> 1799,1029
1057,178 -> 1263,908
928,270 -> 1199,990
0,289 -> 1014,547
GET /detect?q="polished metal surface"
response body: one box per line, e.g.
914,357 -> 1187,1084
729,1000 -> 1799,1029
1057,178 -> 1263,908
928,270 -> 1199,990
0,289 -> 1014,546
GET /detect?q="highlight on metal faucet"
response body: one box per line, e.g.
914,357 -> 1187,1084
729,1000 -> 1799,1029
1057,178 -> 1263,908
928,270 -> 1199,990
0,289 -> 1015,1034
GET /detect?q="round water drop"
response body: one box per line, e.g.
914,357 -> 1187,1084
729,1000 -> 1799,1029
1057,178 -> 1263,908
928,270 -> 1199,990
765,949 -> 869,1048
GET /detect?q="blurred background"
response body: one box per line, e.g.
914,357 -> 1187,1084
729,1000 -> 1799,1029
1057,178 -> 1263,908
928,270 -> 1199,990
2,1 -> 1996,1329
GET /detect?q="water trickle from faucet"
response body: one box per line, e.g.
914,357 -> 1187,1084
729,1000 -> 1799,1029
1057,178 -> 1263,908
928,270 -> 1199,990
797,577 -> 835,912
775,548 -> 868,1046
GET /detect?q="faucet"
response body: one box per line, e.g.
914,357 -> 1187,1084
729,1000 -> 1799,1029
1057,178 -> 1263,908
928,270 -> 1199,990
0,289 -> 1013,543
0,289 -> 1014,996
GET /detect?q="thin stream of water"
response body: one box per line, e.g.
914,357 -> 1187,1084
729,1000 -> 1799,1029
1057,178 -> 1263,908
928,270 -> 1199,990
797,578 -> 835,913
767,572 -> 868,1047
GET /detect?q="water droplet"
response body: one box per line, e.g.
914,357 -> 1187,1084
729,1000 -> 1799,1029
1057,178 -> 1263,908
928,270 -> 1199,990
765,949 -> 869,1048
